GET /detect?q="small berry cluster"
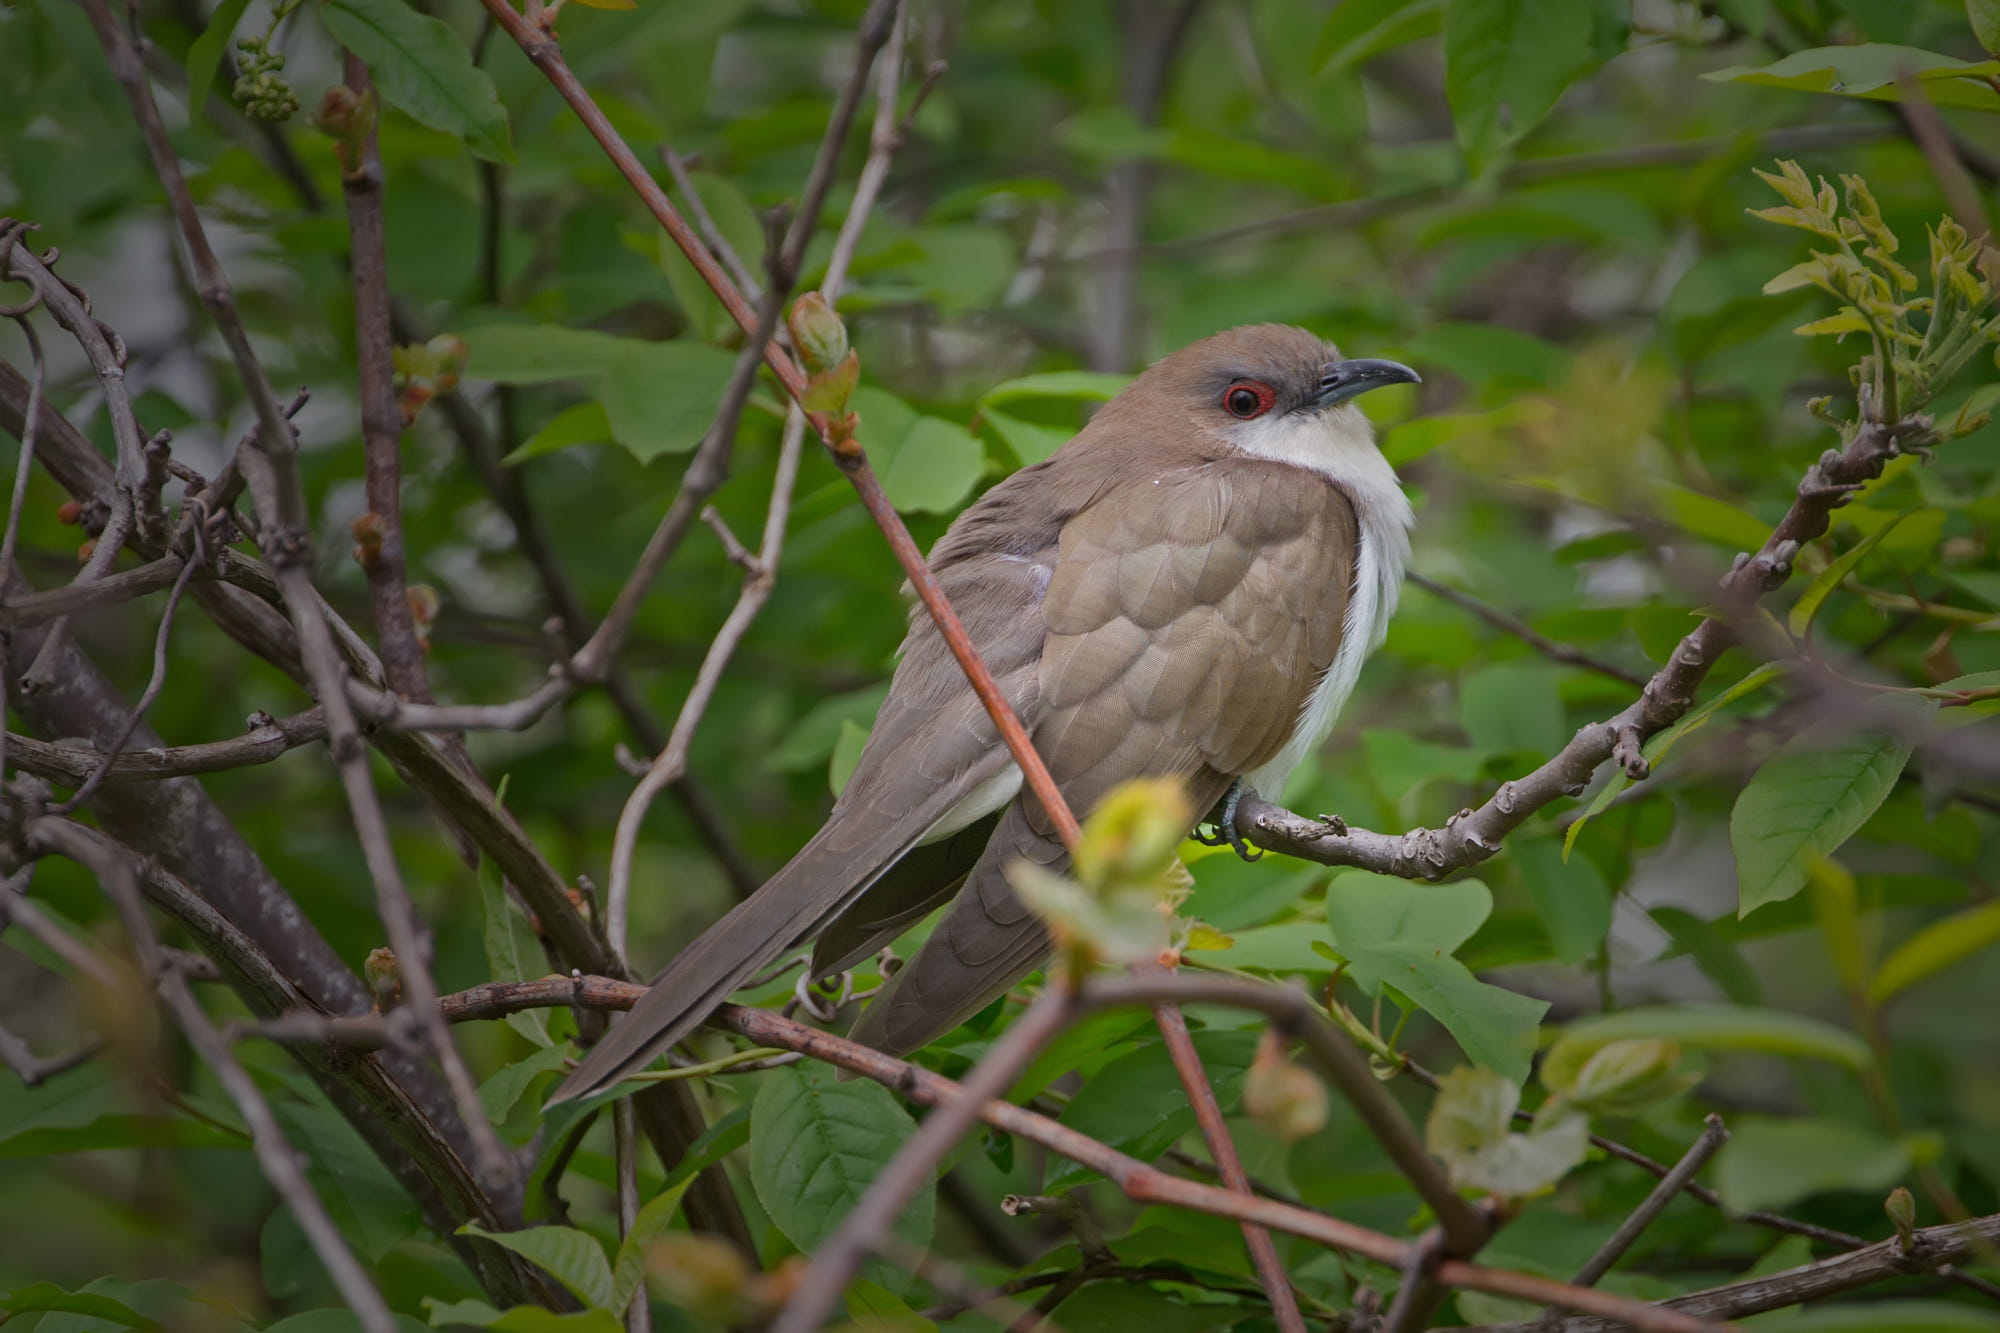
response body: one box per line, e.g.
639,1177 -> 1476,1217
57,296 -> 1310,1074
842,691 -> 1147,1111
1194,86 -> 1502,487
232,36 -> 299,122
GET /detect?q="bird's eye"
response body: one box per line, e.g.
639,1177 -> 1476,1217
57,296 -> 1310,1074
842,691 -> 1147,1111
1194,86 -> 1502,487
1223,381 -> 1275,420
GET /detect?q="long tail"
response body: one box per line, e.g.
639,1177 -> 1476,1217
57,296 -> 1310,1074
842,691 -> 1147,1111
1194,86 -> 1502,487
548,809 -> 937,1106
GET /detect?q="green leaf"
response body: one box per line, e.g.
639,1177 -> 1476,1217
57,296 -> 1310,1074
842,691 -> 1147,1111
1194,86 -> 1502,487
1460,661 -> 1567,757
478,1046 -> 569,1123
459,1223 -> 615,1311
877,416 -> 984,514
1513,838 -> 1610,964
1543,1004 -> 1872,1090
594,343 -> 742,462
1703,45 -> 2000,113
748,1064 -> 933,1267
481,854 -> 551,1046
1426,1066 -> 1588,1197
464,327 -> 739,463
828,718 -> 869,797
1975,0 -> 2000,56
1544,1039 -> 1698,1116
1445,0 -> 1615,169
1401,322 -> 1566,391
463,325 -> 640,383
1049,1030 -> 1259,1189
0,1112 -> 245,1157
1790,510 -> 1912,635
185,0 -> 252,123
1656,483 -> 1770,550
1713,1118 -> 1911,1212
423,1300 -> 620,1332
1731,717 -> 1920,915
843,1281 -> 938,1332
320,0 -> 514,161
1566,664 -> 1784,856
1774,1302 -> 2000,1332
506,402 -> 613,466
983,407 -> 1070,466
765,683 -> 890,773
0,1283 -> 159,1329
1323,874 -> 1546,1080
264,1312 -> 429,1332
979,371 -> 1132,406
1869,898 -> 2000,1005
609,1179 -> 693,1313
1314,0 -> 1443,75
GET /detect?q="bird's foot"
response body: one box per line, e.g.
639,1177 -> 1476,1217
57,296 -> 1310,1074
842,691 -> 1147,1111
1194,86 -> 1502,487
1193,779 -> 1263,862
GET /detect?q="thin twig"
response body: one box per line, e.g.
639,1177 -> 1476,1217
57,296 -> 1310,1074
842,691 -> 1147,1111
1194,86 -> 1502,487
612,1098 -> 651,1333
1407,572 -> 1649,690
0,1022 -> 102,1087
1237,416 -> 1936,878
3,708 -> 327,785
52,518 -> 208,814
75,0 -> 518,1197
1565,1114 -> 1730,1293
0,309 -> 44,784
605,272 -> 795,955
660,149 -> 761,302
606,1 -> 907,950
1473,1212 -> 2000,1332
340,57 -> 435,705
769,979 -> 1082,1333
421,974 -> 1723,1333
27,818 -> 396,1333
1042,122 -> 1896,269
1147,985 -> 1308,1332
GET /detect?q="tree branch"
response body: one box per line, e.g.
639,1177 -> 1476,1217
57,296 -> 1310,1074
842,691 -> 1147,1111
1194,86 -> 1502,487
1235,416 -> 1936,876
24,817 -> 396,1333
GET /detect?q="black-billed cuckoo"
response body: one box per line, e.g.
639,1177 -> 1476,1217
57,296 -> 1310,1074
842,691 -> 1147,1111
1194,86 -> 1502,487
551,324 -> 1417,1105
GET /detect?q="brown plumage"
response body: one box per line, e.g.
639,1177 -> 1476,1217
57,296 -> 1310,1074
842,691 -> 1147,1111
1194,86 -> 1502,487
549,324 -> 1415,1104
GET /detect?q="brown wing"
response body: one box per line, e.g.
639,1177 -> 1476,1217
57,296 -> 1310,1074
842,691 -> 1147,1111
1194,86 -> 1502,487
847,459 -> 1358,1055
549,544 -> 1049,1104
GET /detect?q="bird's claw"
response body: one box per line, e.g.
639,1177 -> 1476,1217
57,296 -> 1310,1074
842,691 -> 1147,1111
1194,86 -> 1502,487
1195,779 -> 1263,862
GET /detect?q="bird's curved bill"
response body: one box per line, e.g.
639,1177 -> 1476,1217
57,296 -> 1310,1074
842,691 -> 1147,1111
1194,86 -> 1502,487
1315,358 -> 1421,406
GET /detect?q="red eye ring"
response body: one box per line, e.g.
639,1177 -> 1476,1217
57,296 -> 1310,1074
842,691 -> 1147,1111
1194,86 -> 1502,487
1222,380 -> 1275,420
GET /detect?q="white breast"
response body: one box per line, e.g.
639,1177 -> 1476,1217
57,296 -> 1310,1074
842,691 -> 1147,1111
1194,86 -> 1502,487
1234,404 -> 1413,799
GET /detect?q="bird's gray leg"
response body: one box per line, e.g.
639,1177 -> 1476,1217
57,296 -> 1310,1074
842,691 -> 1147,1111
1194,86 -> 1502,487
1192,777 -> 1263,862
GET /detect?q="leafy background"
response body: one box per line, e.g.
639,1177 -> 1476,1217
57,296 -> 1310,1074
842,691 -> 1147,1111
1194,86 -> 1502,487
1,0 -> 1998,1328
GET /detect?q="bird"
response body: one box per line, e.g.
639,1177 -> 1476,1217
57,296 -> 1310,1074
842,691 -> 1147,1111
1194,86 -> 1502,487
549,323 -> 1418,1106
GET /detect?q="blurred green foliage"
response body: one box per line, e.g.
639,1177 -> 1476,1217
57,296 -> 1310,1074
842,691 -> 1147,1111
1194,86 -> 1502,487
2,0 -> 1999,1328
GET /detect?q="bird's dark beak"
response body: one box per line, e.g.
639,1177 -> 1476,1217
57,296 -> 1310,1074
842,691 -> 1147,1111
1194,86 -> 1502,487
1315,357 -> 1421,407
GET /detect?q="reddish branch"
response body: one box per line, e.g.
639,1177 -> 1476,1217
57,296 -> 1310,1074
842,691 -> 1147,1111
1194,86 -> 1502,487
425,974 -> 1720,1333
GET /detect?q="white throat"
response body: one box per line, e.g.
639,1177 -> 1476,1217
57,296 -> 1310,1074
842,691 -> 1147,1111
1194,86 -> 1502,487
1231,403 -> 1413,798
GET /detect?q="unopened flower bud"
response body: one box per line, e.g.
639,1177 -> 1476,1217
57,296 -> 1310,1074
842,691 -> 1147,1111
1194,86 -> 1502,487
1244,1029 -> 1329,1143
364,947 -> 403,1010
787,292 -> 849,373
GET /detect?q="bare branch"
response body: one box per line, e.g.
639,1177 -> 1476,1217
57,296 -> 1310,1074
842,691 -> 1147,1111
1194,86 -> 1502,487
1475,1212 -> 2000,1332
339,57 -> 436,705
52,519 -> 208,814
26,817 -> 396,1333
661,149 -> 761,302
1564,1115 -> 1730,1294
418,973 -> 1723,1333
4,709 -> 327,785
1236,416 -> 1936,877
74,0 -> 518,1197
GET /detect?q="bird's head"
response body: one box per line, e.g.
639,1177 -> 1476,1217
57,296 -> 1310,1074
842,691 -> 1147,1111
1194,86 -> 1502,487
1137,323 -> 1420,472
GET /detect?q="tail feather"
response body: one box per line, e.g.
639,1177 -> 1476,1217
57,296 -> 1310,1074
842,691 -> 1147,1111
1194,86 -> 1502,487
548,800 -> 951,1105
845,804 -> 1064,1057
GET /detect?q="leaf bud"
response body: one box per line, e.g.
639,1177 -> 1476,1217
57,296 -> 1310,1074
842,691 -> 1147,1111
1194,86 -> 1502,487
787,292 -> 849,373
